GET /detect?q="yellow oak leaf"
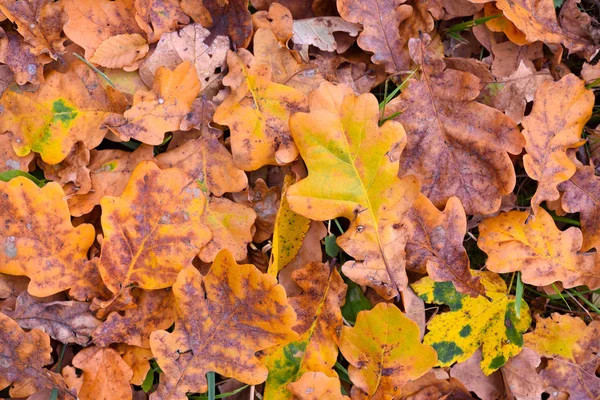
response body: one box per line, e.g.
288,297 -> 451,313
268,173 -> 311,277
0,313 -> 53,398
384,34 -> 524,215
89,33 -> 149,70
213,49 -> 308,171
339,303 -> 437,399
0,61 -> 127,164
484,2 -> 529,46
264,263 -> 347,400
524,314 -> 600,399
63,0 -> 144,60
411,271 -> 532,375
478,208 -> 600,289
99,161 -> 212,294
108,61 -> 201,145
522,74 -> 594,213
286,81 -> 420,299
0,177 -> 98,297
118,344 -> 153,385
150,250 -> 298,399
406,194 -> 484,297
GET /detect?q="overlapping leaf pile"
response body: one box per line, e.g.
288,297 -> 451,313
0,0 -> 599,399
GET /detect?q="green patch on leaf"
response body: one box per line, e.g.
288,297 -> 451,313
432,341 -> 464,363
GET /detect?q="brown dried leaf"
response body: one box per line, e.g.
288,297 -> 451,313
0,134 -> 33,173
89,33 -> 149,70
385,34 -> 523,215
0,29 -> 51,85
134,0 -> 190,43
2,291 -> 101,345
450,349 -> 506,400
501,348 -> 546,400
38,142 -> 91,196
292,17 -> 361,52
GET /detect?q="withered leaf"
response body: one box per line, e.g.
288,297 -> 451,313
288,372 -> 349,400
150,250 -> 298,399
406,194 -> 484,297
0,29 -> 51,85
287,81 -> 420,298
2,291 -> 101,345
133,0 -> 190,43
292,17 -> 361,52
89,33 -> 149,70
0,134 -> 33,173
385,34 -> 524,215
99,161 -> 211,294
522,74 -> 594,213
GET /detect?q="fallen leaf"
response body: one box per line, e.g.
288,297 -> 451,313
406,194 -> 484,297
287,81 -> 420,298
337,0 -> 413,73
0,29 -> 51,85
524,314 -> 600,399
339,302 -> 437,399
0,313 -> 53,397
411,271 -> 532,375
292,17 -> 360,52
198,0 -> 253,48
69,346 -> 133,400
2,291 -> 101,345
89,33 -> 149,70
67,144 -> 155,217
385,34 -> 523,215
483,2 -> 528,46
501,347 -> 546,400
581,61 -> 600,83
93,288 -> 176,348
38,141 -> 91,196
253,3 -> 294,44
559,164 -> 600,251
288,372 -> 349,400
213,50 -> 308,170
496,0 -> 599,59
264,263 -> 346,400
490,40 -> 543,78
268,174 -> 311,276
233,178 -> 280,243
0,177 -> 96,297
0,60 -> 127,164
138,23 -> 229,90
0,0 -> 66,58
98,161 -> 212,294
63,0 -> 144,60
118,344 -> 153,385
450,349 -> 506,400
522,74 -> 594,212
108,61 -> 201,144
133,0 -> 190,43
399,370 -> 473,400
150,250 -> 298,399
0,134 -> 33,173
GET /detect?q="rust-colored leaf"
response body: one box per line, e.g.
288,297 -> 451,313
108,61 -> 201,145
478,208 -> 600,288
0,29 -> 51,85
288,372 -> 349,400
214,50 -> 308,171
98,161 -> 211,294
385,34 -> 524,215
150,250 -> 298,399
89,33 -> 149,70
521,74 -> 594,213
406,194 -> 484,297
0,134 -> 33,173
287,81 -> 420,298
0,61 -> 127,164
133,0 -> 190,43
0,313 -> 53,397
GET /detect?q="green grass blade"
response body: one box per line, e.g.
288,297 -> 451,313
0,170 -> 47,187
72,53 -> 115,88
207,372 -> 216,400
515,272 -> 524,318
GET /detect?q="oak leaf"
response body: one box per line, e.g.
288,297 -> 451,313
214,50 -> 308,170
0,0 -> 66,58
0,29 -> 51,85
89,33 -> 149,70
264,263 -> 346,400
339,303 -> 437,399
108,61 -> 201,145
93,288 -> 176,348
67,346 -> 133,400
150,250 -> 298,399
133,0 -> 190,43
501,348 -> 546,400
524,314 -> 600,399
559,164 -> 600,251
287,81 -> 420,298
0,177 -> 96,297
0,134 -> 33,173
0,313 -> 53,397
411,271 -> 532,375
63,0 -> 144,60
292,17 -> 361,52
405,194 -> 484,297
38,141 -> 92,196
522,74 -> 594,213
253,3 -> 294,44
385,35 -> 523,215
138,23 -> 229,90
0,61 -> 127,164
188,0 -> 253,49
483,2 -> 528,46
118,344 -> 154,385
478,208 -> 600,288
337,0 -> 413,73
2,291 -> 101,345
496,0 -> 600,60
288,372 -> 349,400
98,161 -> 211,294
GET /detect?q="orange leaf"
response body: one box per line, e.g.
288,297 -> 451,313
98,161 -> 211,294
150,250 -> 298,399
133,0 -> 190,43
90,33 -> 149,70
288,372 -> 349,400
